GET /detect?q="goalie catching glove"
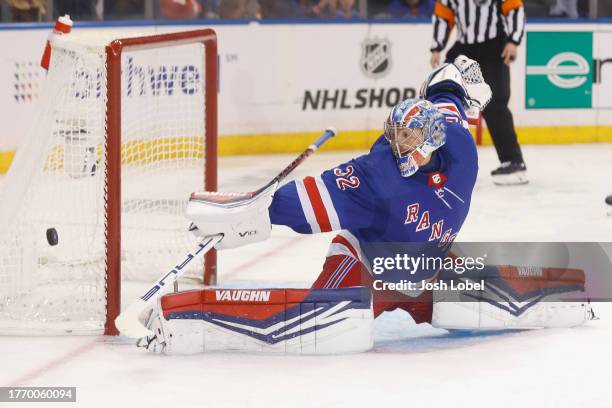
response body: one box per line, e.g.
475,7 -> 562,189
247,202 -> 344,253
185,183 -> 277,250
421,55 -> 492,110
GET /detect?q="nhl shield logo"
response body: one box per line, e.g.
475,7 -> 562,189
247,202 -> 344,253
361,38 -> 391,78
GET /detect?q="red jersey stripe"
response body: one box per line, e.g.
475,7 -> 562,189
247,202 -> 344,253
303,176 -> 332,232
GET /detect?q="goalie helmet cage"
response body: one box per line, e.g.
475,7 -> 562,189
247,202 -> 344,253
0,29 -> 218,336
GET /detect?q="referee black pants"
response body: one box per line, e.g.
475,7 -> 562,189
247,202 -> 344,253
446,39 -> 524,164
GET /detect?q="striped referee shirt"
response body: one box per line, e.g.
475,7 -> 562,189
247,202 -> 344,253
431,0 -> 525,52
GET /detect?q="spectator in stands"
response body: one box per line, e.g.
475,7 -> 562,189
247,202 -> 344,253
335,0 -> 359,18
524,0 -> 556,17
218,0 -> 262,20
388,0 -> 434,18
104,0 -> 145,20
525,0 -> 589,18
596,1 -> 612,16
219,0 -> 248,18
550,0 -> 579,18
5,0 -> 45,22
160,0 -> 203,19
52,0 -> 98,20
297,0 -> 317,16
259,0 -> 308,18
311,0 -> 336,18
199,0 -> 218,18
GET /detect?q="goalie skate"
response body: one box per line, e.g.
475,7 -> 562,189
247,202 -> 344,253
136,308 -> 166,354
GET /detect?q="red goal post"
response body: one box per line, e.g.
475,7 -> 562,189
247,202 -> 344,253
466,106 -> 483,145
105,29 -> 219,335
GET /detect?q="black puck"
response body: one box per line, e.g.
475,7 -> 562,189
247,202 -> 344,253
46,228 -> 58,246
606,194 -> 612,206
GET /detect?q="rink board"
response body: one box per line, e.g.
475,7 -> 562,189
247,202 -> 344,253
2,21 -> 612,172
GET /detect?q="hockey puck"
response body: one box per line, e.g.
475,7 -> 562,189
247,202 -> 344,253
46,228 -> 58,246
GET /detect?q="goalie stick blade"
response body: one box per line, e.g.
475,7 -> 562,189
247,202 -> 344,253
114,299 -> 154,339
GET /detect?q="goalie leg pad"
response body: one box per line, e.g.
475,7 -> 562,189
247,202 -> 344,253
432,265 -> 592,330
142,287 -> 373,355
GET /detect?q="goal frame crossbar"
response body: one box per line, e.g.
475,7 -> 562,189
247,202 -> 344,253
104,29 -> 218,335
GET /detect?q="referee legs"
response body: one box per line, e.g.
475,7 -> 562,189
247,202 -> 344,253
480,61 -> 524,165
445,44 -> 528,184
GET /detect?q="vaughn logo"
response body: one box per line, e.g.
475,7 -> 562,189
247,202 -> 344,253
361,37 -> 391,78
517,266 -> 544,277
215,290 -> 271,302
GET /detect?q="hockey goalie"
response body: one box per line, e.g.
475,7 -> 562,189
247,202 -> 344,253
138,56 -> 592,355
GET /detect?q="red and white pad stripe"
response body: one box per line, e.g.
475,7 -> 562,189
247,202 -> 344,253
326,232 -> 360,259
326,231 -> 372,272
322,256 -> 360,289
295,176 -> 341,233
321,233 -> 365,289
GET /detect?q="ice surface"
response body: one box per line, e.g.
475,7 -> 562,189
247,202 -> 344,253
1,144 -> 611,408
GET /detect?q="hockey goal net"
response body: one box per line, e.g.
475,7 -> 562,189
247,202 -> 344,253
0,29 -> 218,335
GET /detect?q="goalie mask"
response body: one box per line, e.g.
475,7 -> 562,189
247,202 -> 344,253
384,99 -> 446,178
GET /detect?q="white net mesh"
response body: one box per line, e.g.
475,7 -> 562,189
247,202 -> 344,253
0,33 -> 210,334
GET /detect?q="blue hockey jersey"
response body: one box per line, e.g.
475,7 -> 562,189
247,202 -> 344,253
269,92 -> 478,281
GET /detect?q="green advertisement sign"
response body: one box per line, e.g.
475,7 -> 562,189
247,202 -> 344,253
526,32 -> 593,109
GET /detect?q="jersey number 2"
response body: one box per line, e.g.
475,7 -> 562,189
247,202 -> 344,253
334,165 -> 360,191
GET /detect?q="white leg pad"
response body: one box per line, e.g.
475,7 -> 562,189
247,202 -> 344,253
432,265 -> 592,330
432,300 -> 592,330
141,287 -> 374,355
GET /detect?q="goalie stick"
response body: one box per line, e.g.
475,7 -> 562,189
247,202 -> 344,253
114,127 -> 337,338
